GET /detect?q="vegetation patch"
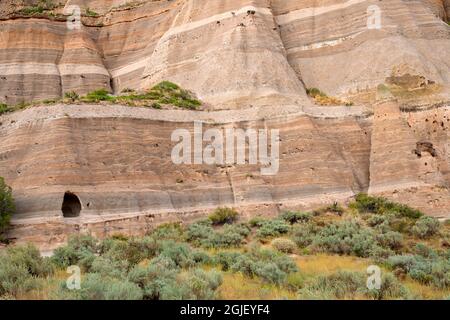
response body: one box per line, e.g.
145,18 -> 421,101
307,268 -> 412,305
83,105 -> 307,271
350,193 -> 423,219
0,177 -> 15,238
208,207 -> 239,225
2,200 -> 450,300
0,82 -> 202,117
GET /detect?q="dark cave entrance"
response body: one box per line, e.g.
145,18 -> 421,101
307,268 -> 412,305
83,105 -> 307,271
61,192 -> 81,218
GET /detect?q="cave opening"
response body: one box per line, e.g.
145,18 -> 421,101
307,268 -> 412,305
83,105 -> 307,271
61,192 -> 81,218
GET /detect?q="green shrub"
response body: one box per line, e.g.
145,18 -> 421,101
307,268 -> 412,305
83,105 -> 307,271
386,254 -> 450,289
306,88 -> 327,98
101,236 -> 159,266
150,81 -> 201,110
64,91 -> 79,101
85,7 -> 99,17
299,270 -> 409,300
286,272 -> 307,290
185,220 -> 214,244
325,202 -> 345,215
56,273 -> 143,300
298,271 -> 366,299
157,241 -> 196,268
350,193 -> 423,219
230,247 -> 298,284
213,251 -> 244,271
128,257 -> 178,299
0,261 -> 37,297
201,224 -> 250,248
256,219 -> 290,239
367,273 -> 410,300
366,214 -> 388,227
3,244 -> 53,276
186,218 -> 249,248
0,103 -> 9,115
52,234 -> 99,270
311,220 -> 379,258
150,222 -> 184,240
375,231 -> 403,251
171,269 -> 222,300
128,258 -> 221,300
0,244 -> 53,297
291,223 -> 319,248
83,89 -> 114,102
152,81 -> 180,91
90,256 -> 129,279
208,207 -> 239,225
314,203 -> 345,215
271,238 -> 296,253
248,217 -> 265,227
280,211 -> 311,224
412,216 -> 441,239
0,177 -> 15,234
20,6 -> 45,15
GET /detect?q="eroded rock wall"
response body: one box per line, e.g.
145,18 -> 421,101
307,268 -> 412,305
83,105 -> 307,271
1,0 -> 449,106
0,102 -> 448,248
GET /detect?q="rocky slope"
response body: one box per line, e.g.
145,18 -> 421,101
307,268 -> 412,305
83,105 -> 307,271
0,0 -> 449,248
0,0 -> 449,107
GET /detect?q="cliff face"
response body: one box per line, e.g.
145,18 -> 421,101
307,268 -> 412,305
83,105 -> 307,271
0,0 -> 449,248
1,0 -> 449,107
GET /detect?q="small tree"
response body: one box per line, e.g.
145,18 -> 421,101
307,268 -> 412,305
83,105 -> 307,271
0,177 -> 15,234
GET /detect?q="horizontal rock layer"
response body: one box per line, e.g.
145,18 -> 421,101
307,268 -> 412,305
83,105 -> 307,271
0,102 -> 448,247
0,0 -> 449,107
0,1 -> 449,248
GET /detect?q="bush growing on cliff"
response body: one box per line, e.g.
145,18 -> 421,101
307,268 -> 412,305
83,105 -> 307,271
411,216 -> 441,239
18,1 -> 59,16
350,193 -> 423,219
64,91 -> 79,102
0,177 -> 15,235
0,103 -> 9,115
186,219 -> 250,248
151,81 -> 201,110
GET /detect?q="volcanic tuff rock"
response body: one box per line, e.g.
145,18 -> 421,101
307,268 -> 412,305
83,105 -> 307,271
0,0 -> 449,247
0,0 -> 449,107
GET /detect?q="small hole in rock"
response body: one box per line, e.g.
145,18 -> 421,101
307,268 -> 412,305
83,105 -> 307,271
62,192 -> 81,218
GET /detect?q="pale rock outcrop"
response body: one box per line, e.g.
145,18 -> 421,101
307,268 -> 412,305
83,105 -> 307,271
0,0 -> 449,106
0,0 -> 449,247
